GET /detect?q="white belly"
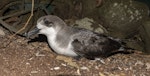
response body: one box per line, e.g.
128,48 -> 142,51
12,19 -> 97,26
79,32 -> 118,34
47,36 -> 78,57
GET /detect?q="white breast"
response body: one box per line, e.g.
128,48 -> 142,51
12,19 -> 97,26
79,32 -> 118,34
47,33 -> 78,57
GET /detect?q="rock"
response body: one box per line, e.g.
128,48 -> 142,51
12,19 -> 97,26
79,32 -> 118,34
52,0 -> 100,19
99,0 -> 149,38
135,0 -> 150,9
0,28 -> 5,36
124,39 -> 144,52
52,0 -> 77,19
71,17 -> 107,34
140,19 -> 150,53
81,0 -> 101,17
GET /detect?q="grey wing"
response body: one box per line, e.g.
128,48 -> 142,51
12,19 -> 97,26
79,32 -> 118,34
71,33 -> 121,60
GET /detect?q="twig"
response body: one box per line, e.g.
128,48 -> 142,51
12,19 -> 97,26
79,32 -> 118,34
0,1 -> 22,14
0,9 -> 32,20
10,0 -> 34,38
0,19 -> 17,32
0,9 -> 38,34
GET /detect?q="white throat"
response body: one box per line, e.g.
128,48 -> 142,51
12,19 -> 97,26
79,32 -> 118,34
36,17 -> 78,57
44,28 -> 78,57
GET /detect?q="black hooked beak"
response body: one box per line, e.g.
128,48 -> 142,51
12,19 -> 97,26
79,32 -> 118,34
24,27 -> 40,39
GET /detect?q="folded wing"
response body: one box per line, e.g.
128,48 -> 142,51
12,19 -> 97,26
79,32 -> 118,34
72,32 -> 121,60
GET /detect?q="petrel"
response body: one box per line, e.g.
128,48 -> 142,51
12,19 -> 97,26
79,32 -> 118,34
26,15 -> 124,60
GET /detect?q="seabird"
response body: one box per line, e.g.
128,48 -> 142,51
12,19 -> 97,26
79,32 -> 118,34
26,15 -> 124,60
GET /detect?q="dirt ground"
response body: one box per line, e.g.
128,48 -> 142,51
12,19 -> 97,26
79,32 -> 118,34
0,28 -> 150,76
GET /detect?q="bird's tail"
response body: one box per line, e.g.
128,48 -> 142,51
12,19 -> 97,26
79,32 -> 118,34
109,37 -> 134,54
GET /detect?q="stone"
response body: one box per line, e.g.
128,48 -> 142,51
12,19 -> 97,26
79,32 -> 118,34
140,19 -> 150,53
0,28 -> 5,36
98,0 -> 149,38
71,17 -> 107,34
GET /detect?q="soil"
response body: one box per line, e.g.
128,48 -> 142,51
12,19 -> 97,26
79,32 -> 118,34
0,28 -> 150,76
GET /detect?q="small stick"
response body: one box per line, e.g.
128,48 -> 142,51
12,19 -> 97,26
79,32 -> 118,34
10,0 -> 34,38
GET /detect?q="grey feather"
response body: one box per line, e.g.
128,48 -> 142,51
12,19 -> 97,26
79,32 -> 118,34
27,15 -> 124,60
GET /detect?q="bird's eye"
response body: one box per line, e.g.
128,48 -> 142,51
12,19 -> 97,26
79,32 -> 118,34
43,18 -> 53,27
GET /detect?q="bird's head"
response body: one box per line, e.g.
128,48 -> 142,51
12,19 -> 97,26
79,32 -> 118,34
25,15 -> 66,38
